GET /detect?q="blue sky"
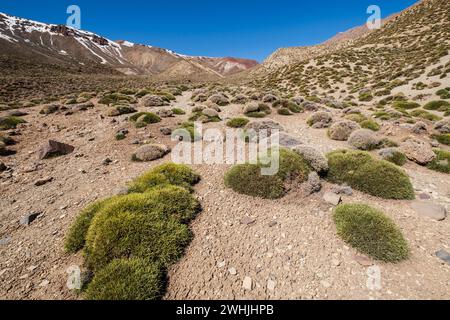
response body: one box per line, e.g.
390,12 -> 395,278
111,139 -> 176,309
1,0 -> 418,61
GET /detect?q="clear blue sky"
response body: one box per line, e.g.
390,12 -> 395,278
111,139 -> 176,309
1,0 -> 418,61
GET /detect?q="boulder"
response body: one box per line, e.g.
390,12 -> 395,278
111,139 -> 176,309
348,129 -> 381,150
323,192 -> 342,206
231,94 -> 248,104
40,104 -> 60,115
156,109 -> 174,118
328,120 -> 360,141
132,144 -> 170,162
292,145 -> 328,173
243,103 -> 260,114
291,96 -> 304,105
262,94 -> 279,103
400,137 -> 436,165
38,140 -> 75,160
245,120 -> 284,142
434,119 -> 450,134
140,95 -> 168,107
411,121 -> 428,134
208,94 -> 229,106
302,101 -> 319,112
410,201 -> 447,221
202,108 -> 219,118
304,172 -> 322,195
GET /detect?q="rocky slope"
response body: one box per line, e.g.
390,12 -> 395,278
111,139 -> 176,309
0,13 -> 258,78
253,0 -> 423,74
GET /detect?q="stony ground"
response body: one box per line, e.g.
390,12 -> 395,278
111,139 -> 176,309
0,91 -> 449,300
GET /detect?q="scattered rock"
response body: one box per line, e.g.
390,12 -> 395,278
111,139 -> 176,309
262,94 -> 278,103
208,94 -> 229,106
202,108 -> 219,118
323,192 -> 342,206
267,279 -> 277,292
243,276 -> 253,290
38,140 -> 75,160
102,158 -> 113,166
268,221 -> 278,227
410,201 -> 447,221
434,119 -> 450,134
229,268 -> 237,275
245,120 -> 284,142
418,193 -> 431,200
435,250 -> 450,265
132,144 -> 170,162
304,172 -> 322,195
292,145 -> 328,173
240,217 -> 256,225
140,95 -> 168,107
156,109 -> 174,118
0,162 -> 7,172
302,101 -> 319,111
34,177 -> 53,186
40,104 -> 60,115
0,237 -> 11,246
331,184 -> 353,196
20,212 -> 42,226
354,255 -> 374,267
160,127 -> 172,136
400,137 -> 436,165
411,121 -> 427,134
231,94 -> 248,104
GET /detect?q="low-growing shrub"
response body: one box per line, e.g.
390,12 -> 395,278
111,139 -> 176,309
392,101 -> 420,110
84,192 -> 194,271
85,258 -> 164,300
227,118 -> 249,128
65,199 -> 111,253
333,204 -> 409,263
427,149 -> 450,173
128,163 -> 200,193
172,122 -> 201,142
432,134 -> 450,146
171,108 -> 186,115
424,100 -> 450,111
361,119 -> 380,131
410,109 -> 442,121
224,148 -> 310,199
326,150 -> 415,200
0,116 -> 26,130
129,112 -> 161,126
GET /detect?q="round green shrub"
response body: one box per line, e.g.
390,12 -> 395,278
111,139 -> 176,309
173,122 -> 201,142
423,100 -> 450,111
224,148 -> 310,199
327,150 -> 415,200
392,101 -> 420,110
129,112 -> 161,124
345,113 -> 367,123
85,205 -> 192,272
333,204 -> 409,263
0,116 -> 26,130
65,199 -> 112,253
85,258 -> 164,300
171,108 -> 186,115
128,163 -> 200,193
361,119 -> 380,131
227,118 -> 249,128
427,149 -> 450,173
224,164 -> 285,199
277,108 -> 292,116
384,150 -> 407,166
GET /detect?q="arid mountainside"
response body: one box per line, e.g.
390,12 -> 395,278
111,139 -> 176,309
0,13 -> 258,78
254,0 -> 449,100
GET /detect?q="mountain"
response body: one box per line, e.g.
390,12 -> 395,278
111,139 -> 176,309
253,0 -> 450,99
253,0 -> 423,74
0,12 -> 258,79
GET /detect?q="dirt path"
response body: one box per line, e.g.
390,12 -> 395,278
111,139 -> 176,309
1,92 -> 449,300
